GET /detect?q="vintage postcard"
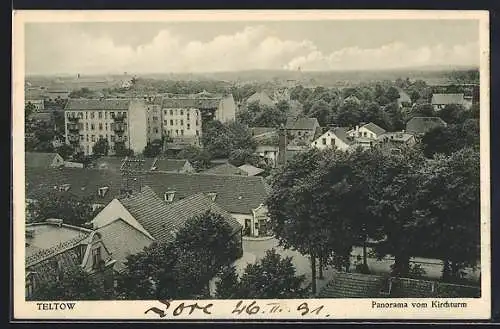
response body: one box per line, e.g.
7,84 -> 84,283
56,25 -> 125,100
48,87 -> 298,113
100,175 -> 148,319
12,10 -> 490,321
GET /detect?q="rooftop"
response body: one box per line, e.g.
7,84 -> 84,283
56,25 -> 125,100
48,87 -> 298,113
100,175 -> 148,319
286,117 -> 319,130
238,164 -> 265,176
25,152 -> 62,169
406,117 -> 448,135
25,220 -> 92,267
161,97 -> 221,109
152,158 -> 189,172
202,163 -> 248,176
361,122 -> 386,136
245,92 -> 275,107
431,93 -> 465,105
65,99 -> 131,111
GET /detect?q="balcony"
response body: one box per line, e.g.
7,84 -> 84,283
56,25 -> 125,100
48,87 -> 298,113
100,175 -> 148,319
67,134 -> 80,143
113,113 -> 127,122
67,115 -> 79,123
67,123 -> 81,132
111,123 -> 126,133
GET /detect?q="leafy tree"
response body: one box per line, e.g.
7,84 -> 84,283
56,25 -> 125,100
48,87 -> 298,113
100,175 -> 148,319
114,141 -> 133,157
386,86 -> 401,102
276,100 -> 291,113
335,101 -> 362,127
437,104 -> 467,124
367,148 -> 429,277
202,120 -> 255,159
92,137 -> 109,156
309,100 -> 332,126
55,144 -> 75,160
253,106 -> 287,128
410,103 -> 435,118
421,120 -> 479,158
27,191 -> 96,226
215,265 -> 240,299
143,139 -> 163,158
383,102 -> 405,131
25,102 -> 36,122
29,266 -> 109,301
418,148 -> 480,282
235,249 -> 309,299
176,145 -> 212,171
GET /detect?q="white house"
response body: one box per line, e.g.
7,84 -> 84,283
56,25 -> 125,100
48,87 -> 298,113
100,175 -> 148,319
311,127 -> 352,151
347,122 -> 387,140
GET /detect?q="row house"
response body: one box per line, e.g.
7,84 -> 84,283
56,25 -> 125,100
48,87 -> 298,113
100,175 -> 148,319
64,99 -> 148,156
431,93 -> 472,111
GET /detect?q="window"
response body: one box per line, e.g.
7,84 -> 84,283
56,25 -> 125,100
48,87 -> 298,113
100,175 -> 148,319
331,138 -> 335,145
176,130 -> 179,136
196,130 -> 199,136
187,123 -> 190,130
91,135 -> 96,142
99,123 -> 103,130
92,247 -> 102,270
187,113 -> 190,120
98,112 -> 102,119
181,130 -> 184,136
175,119 -> 178,125
90,112 -> 95,119
86,134 -> 89,142
170,120 -> 174,126
170,109 -> 173,116
123,112 -> 127,118
105,112 -> 108,119
180,120 -> 184,126
153,116 -> 158,121
91,123 -> 95,130
98,186 -> 109,197
322,138 -> 327,145
80,134 -> 84,141
154,128 -> 158,134
164,191 -> 175,202
85,112 -> 88,119
105,123 -> 108,131
85,122 -> 89,130
99,134 -> 103,139
364,132 -> 367,137
78,112 -> 83,119
110,112 -> 115,118
180,110 -> 184,115
111,135 -> 115,142
196,120 -> 199,126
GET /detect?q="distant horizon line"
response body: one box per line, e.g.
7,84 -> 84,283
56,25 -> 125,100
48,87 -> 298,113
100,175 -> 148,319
25,65 -> 480,78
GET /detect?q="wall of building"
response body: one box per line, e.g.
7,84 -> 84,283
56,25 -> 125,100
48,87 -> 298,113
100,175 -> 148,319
161,107 -> 202,139
146,104 -> 163,143
128,100 -> 148,155
312,132 -> 350,151
216,95 -> 237,123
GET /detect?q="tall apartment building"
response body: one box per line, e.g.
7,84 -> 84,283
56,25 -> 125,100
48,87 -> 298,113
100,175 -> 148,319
146,96 -> 163,143
64,99 -> 147,156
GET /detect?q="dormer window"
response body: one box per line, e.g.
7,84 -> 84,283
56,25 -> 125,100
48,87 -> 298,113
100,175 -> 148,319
59,184 -> 71,192
207,192 -> 217,201
164,191 -> 175,202
98,186 -> 109,197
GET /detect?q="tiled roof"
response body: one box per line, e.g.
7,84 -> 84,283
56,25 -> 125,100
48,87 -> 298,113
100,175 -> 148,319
162,98 -> 220,109
318,272 -> 386,298
25,167 -> 123,205
29,112 -> 53,122
122,157 -> 156,172
238,164 -> 265,176
362,122 -> 386,136
141,172 -> 269,215
330,127 -> 352,145
202,163 -> 248,176
153,158 -> 188,172
379,132 -> 415,143
25,152 -> 62,168
406,117 -> 448,135
65,99 -> 131,111
119,186 -> 241,244
431,93 -> 465,105
319,272 -> 481,298
96,218 -> 154,273
251,127 -> 277,137
286,117 -> 319,130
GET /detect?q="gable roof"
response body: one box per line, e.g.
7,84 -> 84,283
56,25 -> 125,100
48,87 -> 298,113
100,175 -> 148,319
406,117 -> 448,135
93,156 -> 126,171
327,127 -> 352,145
251,127 -> 277,137
141,172 -> 269,215
119,186 -> 241,244
121,157 -> 156,172
361,122 -> 386,136
65,99 -> 131,111
238,164 -> 265,176
431,93 -> 465,105
246,92 -> 275,107
95,218 -> 154,273
202,163 -> 248,176
286,117 -> 319,130
152,158 -> 189,172
25,152 -> 62,168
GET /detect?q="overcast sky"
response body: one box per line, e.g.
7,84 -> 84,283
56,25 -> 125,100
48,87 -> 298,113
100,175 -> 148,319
25,20 -> 480,75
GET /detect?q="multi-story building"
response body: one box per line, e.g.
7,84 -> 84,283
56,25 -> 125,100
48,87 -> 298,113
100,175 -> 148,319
146,96 -> 163,143
64,99 -> 148,156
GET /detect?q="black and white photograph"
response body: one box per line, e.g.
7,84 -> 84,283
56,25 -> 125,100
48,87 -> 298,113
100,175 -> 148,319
12,10 -> 490,320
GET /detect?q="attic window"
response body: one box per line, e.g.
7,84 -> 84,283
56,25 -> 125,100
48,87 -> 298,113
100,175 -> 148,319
98,186 -> 109,197
207,192 -> 217,201
164,191 -> 175,202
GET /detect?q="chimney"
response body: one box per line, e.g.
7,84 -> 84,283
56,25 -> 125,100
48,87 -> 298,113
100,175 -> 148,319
278,124 -> 287,166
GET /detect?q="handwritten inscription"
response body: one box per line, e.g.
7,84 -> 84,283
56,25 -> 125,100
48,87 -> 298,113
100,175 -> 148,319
145,300 -> 213,318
